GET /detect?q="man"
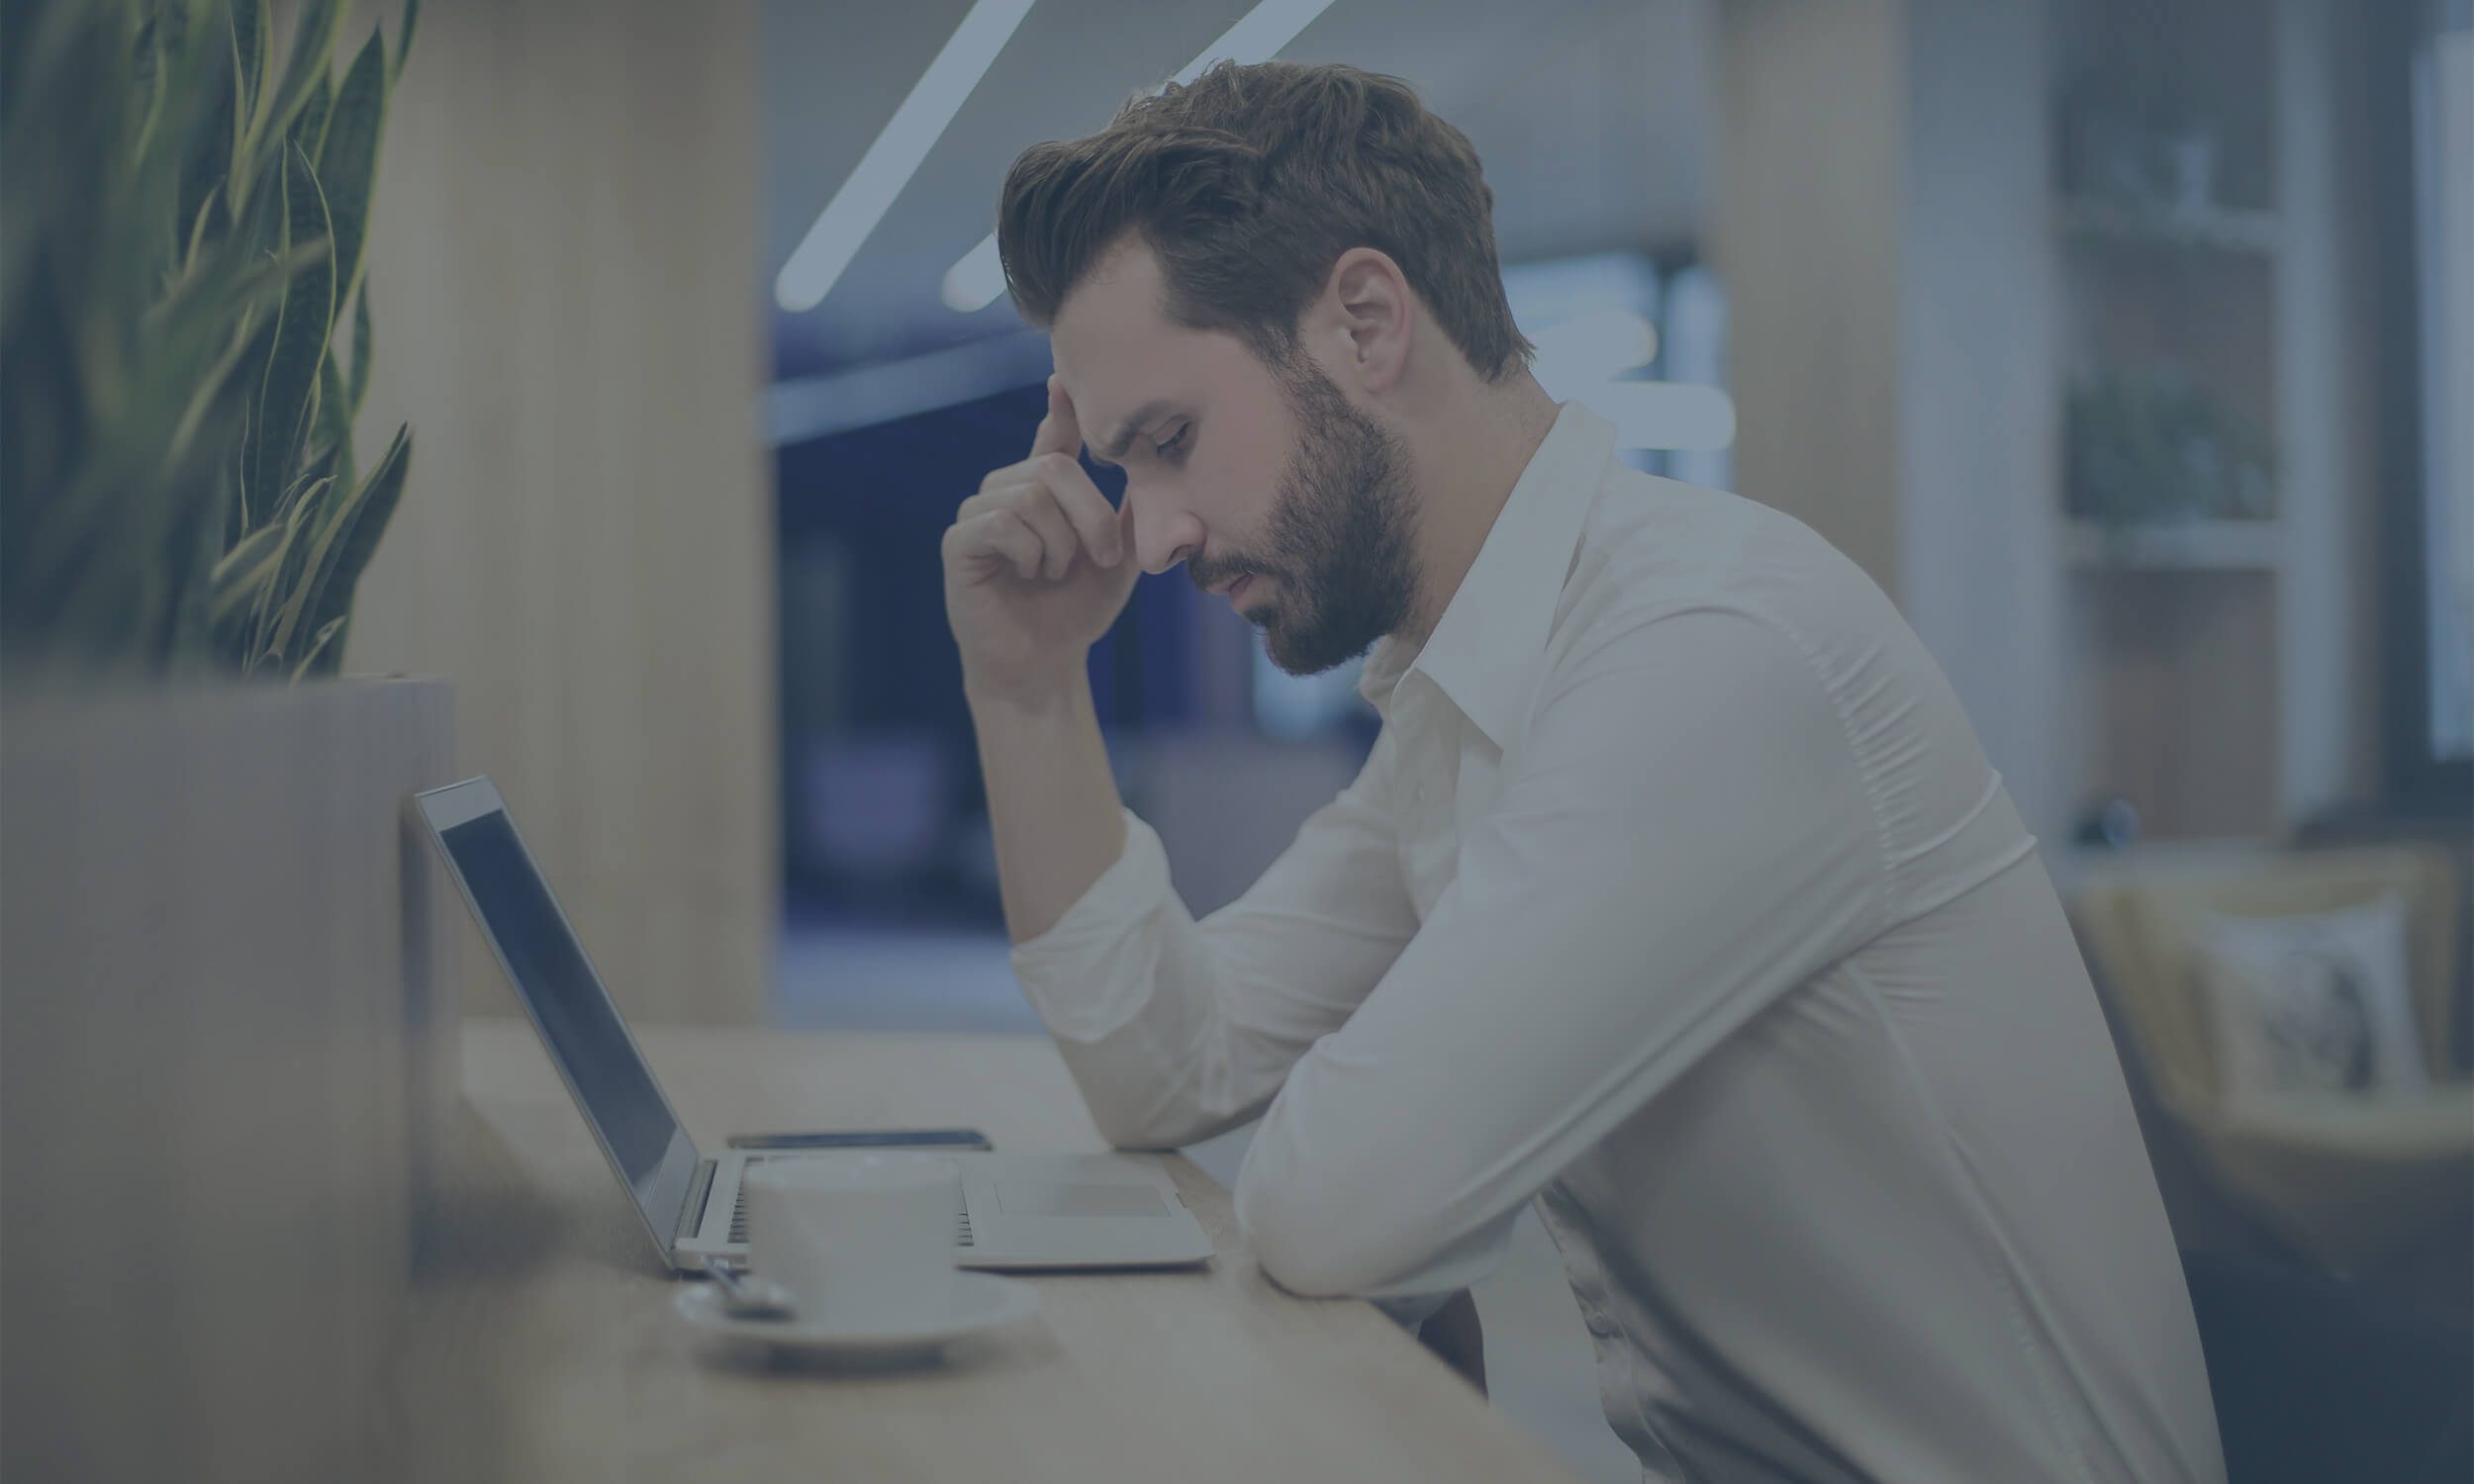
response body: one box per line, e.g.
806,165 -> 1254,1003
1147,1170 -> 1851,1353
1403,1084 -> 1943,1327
941,59 -> 2225,1484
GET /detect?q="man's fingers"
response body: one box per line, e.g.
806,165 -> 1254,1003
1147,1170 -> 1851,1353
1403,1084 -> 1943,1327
1036,455 -> 1123,566
964,460 -> 1122,568
951,489 -> 1091,583
961,374 -> 1121,578
1007,488 -> 1081,581
948,509 -> 1045,582
1029,373 -> 1083,460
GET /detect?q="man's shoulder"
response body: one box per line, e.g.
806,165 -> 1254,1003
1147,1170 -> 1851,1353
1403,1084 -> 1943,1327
1558,467 -> 1884,656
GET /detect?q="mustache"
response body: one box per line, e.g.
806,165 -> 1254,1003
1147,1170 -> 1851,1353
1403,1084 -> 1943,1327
1188,557 -> 1271,594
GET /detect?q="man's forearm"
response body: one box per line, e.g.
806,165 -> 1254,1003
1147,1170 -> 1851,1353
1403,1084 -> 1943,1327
968,671 -> 1130,945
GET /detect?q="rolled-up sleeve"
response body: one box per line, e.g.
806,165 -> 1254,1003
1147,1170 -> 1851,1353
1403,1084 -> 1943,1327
1009,736 -> 1424,1153
1234,609 -> 1888,1298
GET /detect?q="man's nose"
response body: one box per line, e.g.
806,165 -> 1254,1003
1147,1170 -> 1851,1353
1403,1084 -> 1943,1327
1126,491 -> 1204,577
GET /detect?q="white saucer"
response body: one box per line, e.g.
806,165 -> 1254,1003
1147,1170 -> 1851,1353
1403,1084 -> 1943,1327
674,1270 -> 1039,1359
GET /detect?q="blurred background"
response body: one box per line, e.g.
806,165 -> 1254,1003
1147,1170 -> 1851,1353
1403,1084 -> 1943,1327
8,1 -> 2464,1480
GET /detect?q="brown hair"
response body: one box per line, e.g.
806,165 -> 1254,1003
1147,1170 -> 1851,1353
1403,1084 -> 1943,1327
996,60 -> 1534,383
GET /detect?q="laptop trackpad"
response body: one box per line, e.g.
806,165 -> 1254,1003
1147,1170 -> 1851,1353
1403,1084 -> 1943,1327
992,1181 -> 1173,1218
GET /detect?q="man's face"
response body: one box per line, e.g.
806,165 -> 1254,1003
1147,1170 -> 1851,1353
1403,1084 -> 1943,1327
1050,239 -> 1418,676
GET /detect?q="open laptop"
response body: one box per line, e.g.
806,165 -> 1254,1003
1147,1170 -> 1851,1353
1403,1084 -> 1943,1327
415,776 -> 1215,1273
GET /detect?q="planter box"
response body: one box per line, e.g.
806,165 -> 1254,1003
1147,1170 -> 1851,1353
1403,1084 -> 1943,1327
1,677 -> 455,1483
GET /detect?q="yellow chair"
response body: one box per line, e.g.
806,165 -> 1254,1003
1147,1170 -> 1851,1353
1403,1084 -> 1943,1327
2071,845 -> 2474,1277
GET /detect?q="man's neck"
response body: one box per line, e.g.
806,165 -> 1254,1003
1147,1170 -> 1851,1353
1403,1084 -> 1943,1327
1398,371 -> 1562,644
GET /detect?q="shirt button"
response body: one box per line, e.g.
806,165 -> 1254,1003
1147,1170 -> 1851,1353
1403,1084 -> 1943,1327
1581,1306 -> 1616,1338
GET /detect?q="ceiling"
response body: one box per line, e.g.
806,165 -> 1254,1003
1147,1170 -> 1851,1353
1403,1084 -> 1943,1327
760,0 -> 1716,380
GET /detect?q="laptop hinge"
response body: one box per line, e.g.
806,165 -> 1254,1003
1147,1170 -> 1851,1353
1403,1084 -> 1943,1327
676,1158 -> 717,1247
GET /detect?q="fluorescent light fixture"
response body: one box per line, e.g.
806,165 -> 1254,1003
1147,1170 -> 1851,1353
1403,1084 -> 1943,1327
1529,311 -> 1661,389
941,234 -> 1005,313
940,230 -> 1011,316
1577,382 -> 1737,452
776,0 -> 1039,315
941,0 -> 1339,315
1166,0 -> 1339,87
1529,309 -> 1728,450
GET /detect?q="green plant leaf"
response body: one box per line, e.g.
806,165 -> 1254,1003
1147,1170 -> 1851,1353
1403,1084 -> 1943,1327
314,349 -> 351,470
130,3 -> 230,268
242,0 -> 277,148
181,180 -> 223,270
292,70 -> 333,161
133,2 -> 172,165
247,470 -> 331,668
230,0 -> 267,120
256,0 -> 343,162
145,220 -> 316,340
292,612 -> 349,679
2,0 -> 413,681
329,380 -> 359,508
158,250 -> 300,482
17,219 -> 291,614
307,613 -> 352,676
164,448 -> 237,673
176,17 -> 237,247
345,279 -> 372,418
247,139 -> 334,512
275,420 -> 408,663
227,0 -> 269,205
230,101 -> 291,287
393,0 -> 420,87
271,441 -> 339,529
209,509 -> 289,630
319,27 -> 387,311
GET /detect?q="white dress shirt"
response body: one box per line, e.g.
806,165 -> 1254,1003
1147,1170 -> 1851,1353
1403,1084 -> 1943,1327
1010,403 -> 2226,1484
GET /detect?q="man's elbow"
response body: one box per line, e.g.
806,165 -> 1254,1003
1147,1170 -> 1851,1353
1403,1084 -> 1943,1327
1235,1177 -> 1404,1298
1100,1125 -> 1183,1156
1084,1099 -> 1184,1155
1079,1087 -> 1234,1154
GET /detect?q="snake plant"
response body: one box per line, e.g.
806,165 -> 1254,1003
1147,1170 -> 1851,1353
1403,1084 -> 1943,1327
2,0 -> 419,680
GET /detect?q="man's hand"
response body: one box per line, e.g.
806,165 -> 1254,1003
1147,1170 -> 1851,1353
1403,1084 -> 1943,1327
942,375 -> 1142,707
1417,1289 -> 1487,1397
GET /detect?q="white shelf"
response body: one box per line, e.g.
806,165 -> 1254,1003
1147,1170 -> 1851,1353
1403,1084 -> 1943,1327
2055,196 -> 2283,255
2065,519 -> 2283,571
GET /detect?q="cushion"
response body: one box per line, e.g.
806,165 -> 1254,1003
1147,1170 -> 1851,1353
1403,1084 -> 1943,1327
2191,893 -> 2427,1108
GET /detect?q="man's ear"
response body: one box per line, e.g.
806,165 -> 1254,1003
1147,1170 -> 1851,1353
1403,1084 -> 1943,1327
1315,246 -> 1414,397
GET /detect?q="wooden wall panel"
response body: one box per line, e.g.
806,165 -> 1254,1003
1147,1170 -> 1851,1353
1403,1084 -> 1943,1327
1714,0 -> 1907,597
345,2 -> 776,1023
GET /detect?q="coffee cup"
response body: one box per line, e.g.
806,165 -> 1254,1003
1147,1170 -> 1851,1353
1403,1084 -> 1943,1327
742,1153 -> 959,1329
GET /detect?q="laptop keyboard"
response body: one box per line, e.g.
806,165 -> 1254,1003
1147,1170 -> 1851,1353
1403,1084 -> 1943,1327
727,1164 -> 975,1249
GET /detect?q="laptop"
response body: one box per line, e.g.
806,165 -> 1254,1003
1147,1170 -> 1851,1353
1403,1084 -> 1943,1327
415,775 -> 1215,1273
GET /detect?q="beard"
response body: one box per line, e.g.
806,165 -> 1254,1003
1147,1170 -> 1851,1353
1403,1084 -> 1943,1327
1194,359 -> 1420,677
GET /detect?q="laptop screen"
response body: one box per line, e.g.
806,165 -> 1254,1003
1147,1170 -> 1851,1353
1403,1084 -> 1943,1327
429,794 -> 702,1252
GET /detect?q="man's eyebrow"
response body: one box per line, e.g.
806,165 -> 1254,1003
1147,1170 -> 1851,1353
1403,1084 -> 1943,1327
1094,399 -> 1180,466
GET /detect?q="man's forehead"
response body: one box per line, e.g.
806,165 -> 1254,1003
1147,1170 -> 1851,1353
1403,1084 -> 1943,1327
1050,249 -> 1174,400
1049,241 -> 1269,450
1055,357 -> 1177,465
1054,331 -> 1210,461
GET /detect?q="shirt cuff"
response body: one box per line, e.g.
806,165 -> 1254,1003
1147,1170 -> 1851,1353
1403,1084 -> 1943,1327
1007,807 -> 1173,1042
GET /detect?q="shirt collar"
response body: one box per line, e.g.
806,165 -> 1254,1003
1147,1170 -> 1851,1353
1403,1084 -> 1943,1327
1357,401 -> 1617,745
